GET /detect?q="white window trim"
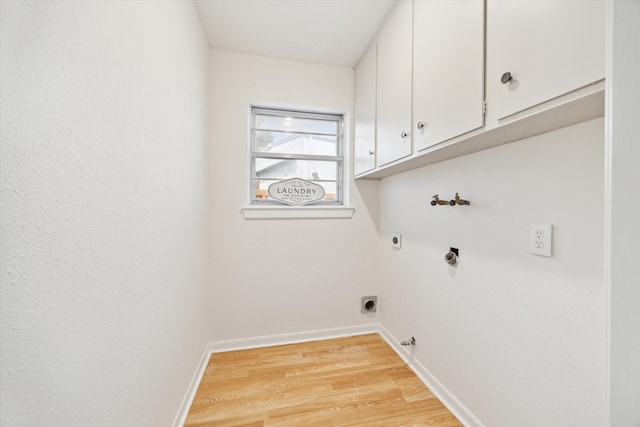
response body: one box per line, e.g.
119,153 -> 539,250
241,205 -> 354,220
244,104 -> 352,219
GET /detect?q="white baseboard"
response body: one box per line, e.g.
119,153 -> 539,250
171,342 -> 215,427
377,325 -> 486,427
172,323 -> 483,427
208,323 -> 379,353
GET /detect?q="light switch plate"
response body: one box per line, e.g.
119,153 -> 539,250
529,224 -> 552,257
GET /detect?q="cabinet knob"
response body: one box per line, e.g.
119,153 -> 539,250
400,131 -> 408,139
368,150 -> 374,155
417,122 -> 424,130
501,72 -> 513,84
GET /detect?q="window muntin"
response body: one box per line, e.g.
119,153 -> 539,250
251,107 -> 344,205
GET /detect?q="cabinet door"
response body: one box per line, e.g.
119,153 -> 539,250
487,0 -> 605,121
413,0 -> 485,152
376,0 -> 413,167
354,44 -> 377,176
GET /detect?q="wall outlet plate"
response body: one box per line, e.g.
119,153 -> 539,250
529,223 -> 552,257
392,233 -> 401,249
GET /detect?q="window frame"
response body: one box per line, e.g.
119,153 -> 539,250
250,106 -> 345,206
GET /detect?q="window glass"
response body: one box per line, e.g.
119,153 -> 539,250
251,107 -> 344,205
253,131 -> 338,156
255,115 -> 338,135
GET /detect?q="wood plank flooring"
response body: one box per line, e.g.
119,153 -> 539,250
185,333 -> 461,426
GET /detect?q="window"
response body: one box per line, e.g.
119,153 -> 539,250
251,107 -> 344,205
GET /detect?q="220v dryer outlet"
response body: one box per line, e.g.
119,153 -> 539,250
392,233 -> 401,249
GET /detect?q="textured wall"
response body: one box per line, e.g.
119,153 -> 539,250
378,118 -> 605,427
0,1 -> 210,425
608,1 -> 640,425
207,50 -> 380,341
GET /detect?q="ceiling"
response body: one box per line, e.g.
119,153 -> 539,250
193,0 -> 396,68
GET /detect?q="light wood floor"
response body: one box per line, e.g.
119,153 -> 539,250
185,333 -> 461,426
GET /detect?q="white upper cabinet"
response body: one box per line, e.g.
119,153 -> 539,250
376,0 -> 413,167
354,44 -> 377,176
413,0 -> 485,152
354,0 -> 605,179
486,0 -> 605,122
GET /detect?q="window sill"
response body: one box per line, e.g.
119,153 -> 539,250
241,205 -> 355,219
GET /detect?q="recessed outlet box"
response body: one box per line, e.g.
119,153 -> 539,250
361,296 -> 377,313
392,233 -> 401,249
529,223 -> 552,257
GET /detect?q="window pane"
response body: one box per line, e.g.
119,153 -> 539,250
254,131 -> 338,156
251,107 -> 343,205
253,180 -> 338,202
255,114 -> 338,135
254,158 -> 338,181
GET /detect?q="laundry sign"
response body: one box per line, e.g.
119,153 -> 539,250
268,178 -> 325,206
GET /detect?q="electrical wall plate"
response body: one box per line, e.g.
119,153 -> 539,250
529,223 -> 552,257
392,233 -> 401,248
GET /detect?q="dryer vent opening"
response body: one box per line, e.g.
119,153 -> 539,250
361,296 -> 377,313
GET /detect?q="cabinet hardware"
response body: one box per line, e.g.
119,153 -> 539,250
501,72 -> 513,84
368,151 -> 374,155
417,122 -> 424,130
400,131 -> 408,139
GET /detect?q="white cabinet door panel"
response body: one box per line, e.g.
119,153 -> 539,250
413,0 -> 485,152
354,44 -> 377,176
487,0 -> 605,121
376,0 -> 413,167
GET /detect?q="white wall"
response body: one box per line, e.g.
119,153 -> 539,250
208,50 -> 380,340
608,1 -> 640,425
0,1 -> 210,425
378,118 -> 605,427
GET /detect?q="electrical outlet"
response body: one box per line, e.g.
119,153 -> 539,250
392,233 -> 401,249
529,224 -> 552,257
